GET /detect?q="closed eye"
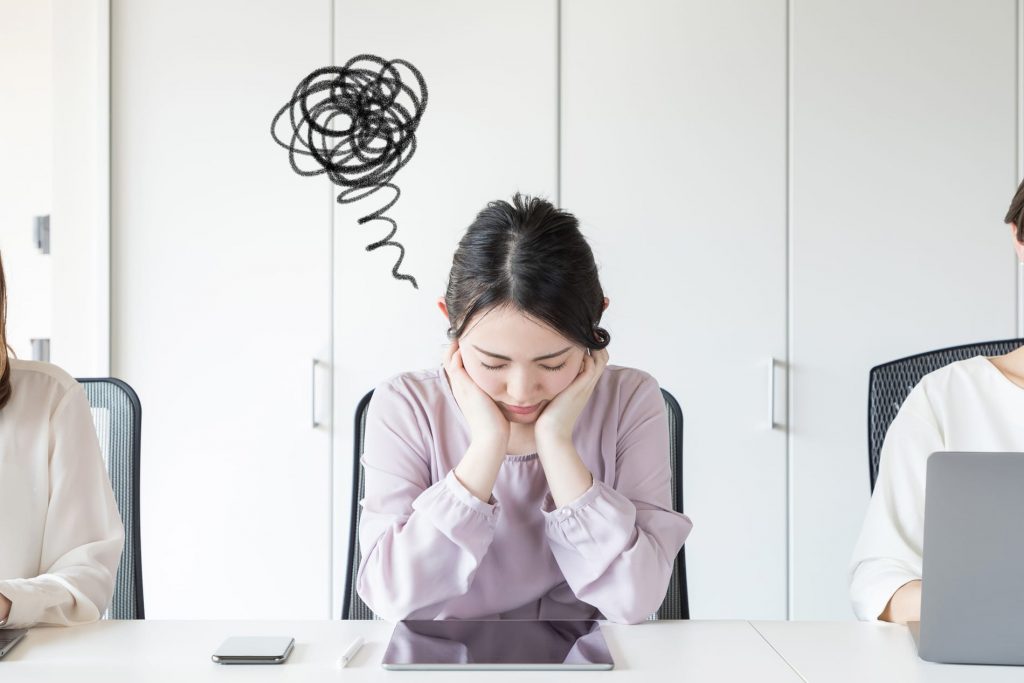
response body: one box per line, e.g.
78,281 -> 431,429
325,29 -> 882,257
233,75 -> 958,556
541,362 -> 567,372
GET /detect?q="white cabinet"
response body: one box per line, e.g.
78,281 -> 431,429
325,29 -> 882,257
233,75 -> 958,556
111,0 -> 334,618
561,0 -> 789,619
788,0 -> 1017,619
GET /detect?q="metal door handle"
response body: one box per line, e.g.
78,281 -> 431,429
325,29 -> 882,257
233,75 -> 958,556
312,358 -> 321,428
768,357 -> 779,430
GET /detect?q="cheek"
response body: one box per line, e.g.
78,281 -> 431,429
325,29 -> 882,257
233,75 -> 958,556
544,368 -> 578,397
464,364 -> 503,397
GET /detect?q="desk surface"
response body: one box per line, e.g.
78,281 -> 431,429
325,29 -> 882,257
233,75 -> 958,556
7,619 -> 1024,682
3,619 -> 800,682
751,621 -> 1024,683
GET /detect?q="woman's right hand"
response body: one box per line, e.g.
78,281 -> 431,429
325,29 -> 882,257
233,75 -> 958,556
443,340 -> 510,450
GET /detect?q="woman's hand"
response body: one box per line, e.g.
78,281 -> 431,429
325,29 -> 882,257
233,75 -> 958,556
443,340 -> 510,451
0,592 -> 10,622
879,579 -> 921,624
535,347 -> 610,448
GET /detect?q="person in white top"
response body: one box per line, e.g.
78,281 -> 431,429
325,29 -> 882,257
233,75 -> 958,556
850,180 -> 1024,623
0,255 -> 124,628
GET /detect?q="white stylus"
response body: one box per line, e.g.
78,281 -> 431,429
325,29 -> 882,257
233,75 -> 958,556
336,636 -> 364,668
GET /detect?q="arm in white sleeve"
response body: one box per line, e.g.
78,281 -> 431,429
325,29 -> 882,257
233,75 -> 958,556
849,386 -> 941,621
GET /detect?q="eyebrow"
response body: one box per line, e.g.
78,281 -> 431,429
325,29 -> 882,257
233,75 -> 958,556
472,345 -> 572,362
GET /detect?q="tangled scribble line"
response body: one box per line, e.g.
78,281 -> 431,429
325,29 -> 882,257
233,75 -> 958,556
272,54 -> 428,288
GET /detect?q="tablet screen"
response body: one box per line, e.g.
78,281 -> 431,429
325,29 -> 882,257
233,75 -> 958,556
381,619 -> 614,670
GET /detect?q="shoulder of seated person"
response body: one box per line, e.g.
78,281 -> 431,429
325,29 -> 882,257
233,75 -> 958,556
8,358 -> 80,395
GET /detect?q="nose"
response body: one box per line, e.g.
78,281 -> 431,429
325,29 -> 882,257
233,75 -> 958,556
506,366 -> 540,404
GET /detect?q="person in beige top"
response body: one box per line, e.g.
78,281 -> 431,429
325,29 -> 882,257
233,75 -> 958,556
0,254 -> 124,628
850,179 -> 1024,623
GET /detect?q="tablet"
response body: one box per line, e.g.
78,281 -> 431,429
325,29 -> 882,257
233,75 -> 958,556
381,619 -> 614,670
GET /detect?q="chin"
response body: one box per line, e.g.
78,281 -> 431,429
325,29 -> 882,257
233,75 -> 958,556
506,412 -> 540,425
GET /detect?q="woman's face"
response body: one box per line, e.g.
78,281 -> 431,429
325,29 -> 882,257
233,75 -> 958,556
456,305 -> 586,425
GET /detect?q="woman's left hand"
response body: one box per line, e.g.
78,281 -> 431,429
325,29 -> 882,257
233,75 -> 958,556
535,348 -> 610,446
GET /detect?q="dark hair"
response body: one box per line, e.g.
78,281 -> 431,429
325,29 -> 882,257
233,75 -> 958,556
443,193 -> 610,350
1004,178 -> 1024,242
0,253 -> 10,410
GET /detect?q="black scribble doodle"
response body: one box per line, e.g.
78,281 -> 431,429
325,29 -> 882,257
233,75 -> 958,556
271,54 -> 428,289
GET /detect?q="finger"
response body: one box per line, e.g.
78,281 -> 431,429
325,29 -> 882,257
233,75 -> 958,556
443,339 -> 458,366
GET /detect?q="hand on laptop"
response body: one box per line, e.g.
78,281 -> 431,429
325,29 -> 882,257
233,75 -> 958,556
879,579 -> 921,624
0,592 -> 10,623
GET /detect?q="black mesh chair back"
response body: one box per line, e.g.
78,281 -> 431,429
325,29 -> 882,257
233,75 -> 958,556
342,387 -> 689,620
867,338 -> 1024,492
78,378 -> 145,619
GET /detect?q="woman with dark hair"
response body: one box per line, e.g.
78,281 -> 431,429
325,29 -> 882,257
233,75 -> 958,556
0,253 -> 124,628
356,194 -> 692,623
849,179 -> 1024,624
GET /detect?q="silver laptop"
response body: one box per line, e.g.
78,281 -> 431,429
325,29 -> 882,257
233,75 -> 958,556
913,451 -> 1024,665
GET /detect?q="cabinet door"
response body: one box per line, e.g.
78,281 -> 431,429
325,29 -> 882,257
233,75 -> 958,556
562,0 -> 788,618
112,0 -> 333,618
790,0 -> 1016,619
331,0 -> 559,617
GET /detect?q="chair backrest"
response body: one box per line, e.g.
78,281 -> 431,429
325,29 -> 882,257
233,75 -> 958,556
77,378 -> 145,619
867,338 -> 1024,492
342,387 -> 689,620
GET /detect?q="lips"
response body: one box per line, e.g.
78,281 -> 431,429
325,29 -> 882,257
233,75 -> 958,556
504,402 -> 541,415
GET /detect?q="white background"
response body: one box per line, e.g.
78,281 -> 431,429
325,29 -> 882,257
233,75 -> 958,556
1,0 -> 1020,621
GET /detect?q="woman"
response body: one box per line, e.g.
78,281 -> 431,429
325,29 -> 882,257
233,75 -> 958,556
356,194 -> 692,623
0,254 -> 124,628
849,179 -> 1024,623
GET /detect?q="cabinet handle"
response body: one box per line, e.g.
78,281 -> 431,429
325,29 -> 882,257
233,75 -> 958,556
768,357 -> 779,430
312,358 -> 321,429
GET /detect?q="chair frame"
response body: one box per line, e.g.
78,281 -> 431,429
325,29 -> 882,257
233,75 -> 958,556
866,338 -> 1024,492
78,377 -> 145,619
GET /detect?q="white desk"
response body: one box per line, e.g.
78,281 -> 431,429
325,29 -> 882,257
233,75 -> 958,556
10,619 -> 1023,682
752,621 -> 1024,683
3,619 -> 800,682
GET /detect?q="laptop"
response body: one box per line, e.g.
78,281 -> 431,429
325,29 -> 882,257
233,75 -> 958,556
912,451 -> 1024,665
381,619 -> 614,670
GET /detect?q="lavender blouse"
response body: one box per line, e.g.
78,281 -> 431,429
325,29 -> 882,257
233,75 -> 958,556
355,364 -> 693,624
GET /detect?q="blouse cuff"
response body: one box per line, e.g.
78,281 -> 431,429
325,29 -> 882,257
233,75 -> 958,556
851,562 -> 920,621
541,480 -> 638,559
0,579 -> 36,629
412,470 -> 501,532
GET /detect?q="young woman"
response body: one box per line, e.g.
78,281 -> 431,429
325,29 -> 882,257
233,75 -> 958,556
0,254 -> 124,628
356,194 -> 692,623
849,179 -> 1024,623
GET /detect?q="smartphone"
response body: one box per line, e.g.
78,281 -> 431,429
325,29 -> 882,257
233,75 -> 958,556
211,636 -> 294,664
0,629 -> 27,659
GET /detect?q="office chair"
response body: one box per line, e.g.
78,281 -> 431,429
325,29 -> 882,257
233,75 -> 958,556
343,387 -> 689,620
867,338 -> 1024,491
78,378 -> 145,619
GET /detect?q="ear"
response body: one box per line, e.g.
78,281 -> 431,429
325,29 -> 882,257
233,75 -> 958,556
601,297 -> 610,312
437,297 -> 450,320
